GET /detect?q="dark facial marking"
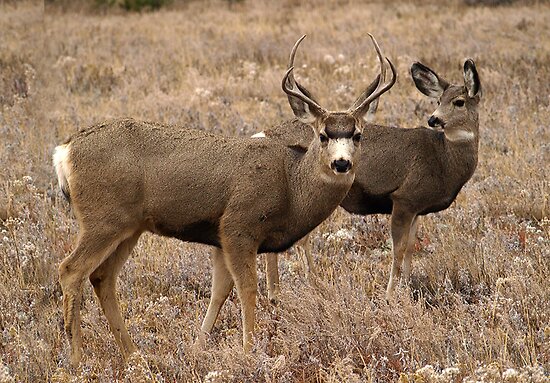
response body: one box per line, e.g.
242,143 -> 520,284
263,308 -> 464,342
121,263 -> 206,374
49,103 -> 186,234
323,114 -> 356,139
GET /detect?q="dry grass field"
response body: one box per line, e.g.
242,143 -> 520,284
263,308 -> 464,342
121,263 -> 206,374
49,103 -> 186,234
1,0 -> 549,381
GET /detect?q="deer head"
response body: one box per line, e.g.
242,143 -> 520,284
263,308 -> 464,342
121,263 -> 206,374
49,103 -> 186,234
411,59 -> 481,142
282,34 -> 397,175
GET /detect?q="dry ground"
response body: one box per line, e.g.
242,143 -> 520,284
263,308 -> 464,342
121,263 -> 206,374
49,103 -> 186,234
0,0 -> 549,382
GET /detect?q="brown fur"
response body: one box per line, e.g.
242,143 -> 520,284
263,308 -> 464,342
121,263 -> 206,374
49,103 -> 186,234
54,35 -> 395,366
262,59 -> 482,299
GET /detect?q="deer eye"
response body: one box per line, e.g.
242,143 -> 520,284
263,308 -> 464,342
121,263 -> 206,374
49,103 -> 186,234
453,99 -> 465,107
320,134 -> 329,144
353,133 -> 362,143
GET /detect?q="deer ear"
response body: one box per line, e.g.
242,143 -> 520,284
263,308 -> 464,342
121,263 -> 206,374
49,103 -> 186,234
411,62 -> 448,98
364,98 -> 379,123
349,74 -> 381,123
463,59 -> 481,99
286,79 -> 321,124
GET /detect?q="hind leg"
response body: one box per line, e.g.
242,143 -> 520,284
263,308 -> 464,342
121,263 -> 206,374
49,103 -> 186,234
59,229 -> 129,367
89,232 -> 141,359
200,248 -> 234,338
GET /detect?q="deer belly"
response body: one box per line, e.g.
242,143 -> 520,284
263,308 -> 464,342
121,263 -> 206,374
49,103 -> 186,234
340,192 -> 393,215
149,219 -> 221,247
257,229 -> 308,254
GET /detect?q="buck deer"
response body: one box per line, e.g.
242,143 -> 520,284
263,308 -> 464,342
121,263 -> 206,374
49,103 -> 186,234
259,56 -> 481,300
53,34 -> 396,366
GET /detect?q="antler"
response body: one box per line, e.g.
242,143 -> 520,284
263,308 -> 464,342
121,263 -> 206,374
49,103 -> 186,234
285,34 -> 305,87
282,35 -> 326,117
282,67 -> 325,115
349,34 -> 397,116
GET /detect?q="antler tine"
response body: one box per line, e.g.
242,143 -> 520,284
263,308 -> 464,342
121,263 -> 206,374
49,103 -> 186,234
282,66 -> 324,112
350,34 -> 396,114
367,33 -> 386,84
288,34 -> 307,69
285,34 -> 307,89
282,35 -> 326,115
347,33 -> 386,111
285,34 -> 306,89
357,57 -> 397,112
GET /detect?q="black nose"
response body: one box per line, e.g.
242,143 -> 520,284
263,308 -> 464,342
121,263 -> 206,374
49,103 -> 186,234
428,115 -> 442,128
332,159 -> 351,173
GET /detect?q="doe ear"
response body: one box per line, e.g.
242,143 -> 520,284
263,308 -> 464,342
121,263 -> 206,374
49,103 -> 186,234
463,59 -> 481,99
411,62 -> 449,98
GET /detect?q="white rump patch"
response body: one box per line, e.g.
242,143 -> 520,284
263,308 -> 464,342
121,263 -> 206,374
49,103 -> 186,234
53,144 -> 72,197
445,129 -> 475,142
251,131 -> 266,138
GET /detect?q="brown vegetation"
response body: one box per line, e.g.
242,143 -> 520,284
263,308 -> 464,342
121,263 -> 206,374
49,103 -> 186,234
0,0 -> 548,381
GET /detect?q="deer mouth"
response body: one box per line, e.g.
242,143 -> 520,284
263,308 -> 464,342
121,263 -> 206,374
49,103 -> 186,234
331,159 -> 352,174
428,115 -> 445,129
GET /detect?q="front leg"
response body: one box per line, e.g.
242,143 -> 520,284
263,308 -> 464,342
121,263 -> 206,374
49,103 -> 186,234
222,238 -> 258,352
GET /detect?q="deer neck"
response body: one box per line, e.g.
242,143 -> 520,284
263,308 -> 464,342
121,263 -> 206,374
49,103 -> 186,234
443,118 -> 479,183
288,141 -> 354,230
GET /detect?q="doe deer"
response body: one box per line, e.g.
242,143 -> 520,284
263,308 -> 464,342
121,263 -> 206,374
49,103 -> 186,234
259,54 -> 482,299
53,35 -> 396,366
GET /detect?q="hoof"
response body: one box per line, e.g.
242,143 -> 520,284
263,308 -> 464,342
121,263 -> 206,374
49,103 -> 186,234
268,296 -> 279,306
192,332 -> 207,352
69,348 -> 82,369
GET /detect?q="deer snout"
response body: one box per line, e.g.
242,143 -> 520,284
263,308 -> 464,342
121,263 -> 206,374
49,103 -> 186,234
428,115 -> 444,128
331,159 -> 352,173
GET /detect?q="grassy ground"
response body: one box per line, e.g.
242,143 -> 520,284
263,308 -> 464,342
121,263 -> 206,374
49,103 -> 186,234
0,0 -> 548,381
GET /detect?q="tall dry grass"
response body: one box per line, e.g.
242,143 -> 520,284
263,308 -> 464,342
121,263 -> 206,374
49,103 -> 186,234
0,0 -> 548,381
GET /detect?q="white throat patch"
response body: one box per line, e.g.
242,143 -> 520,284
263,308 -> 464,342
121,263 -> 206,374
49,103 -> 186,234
444,129 -> 475,142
